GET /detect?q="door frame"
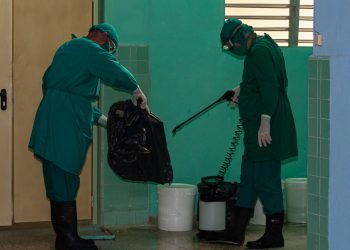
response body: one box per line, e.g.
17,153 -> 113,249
92,0 -> 104,225
0,0 -> 13,226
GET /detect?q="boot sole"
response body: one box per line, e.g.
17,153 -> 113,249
55,244 -> 98,250
206,239 -> 244,246
246,243 -> 284,249
247,247 -> 284,250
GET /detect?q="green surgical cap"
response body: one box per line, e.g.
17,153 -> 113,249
89,23 -> 119,46
220,18 -> 254,45
220,19 -> 242,45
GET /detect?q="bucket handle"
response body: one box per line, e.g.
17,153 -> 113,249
201,176 -> 224,187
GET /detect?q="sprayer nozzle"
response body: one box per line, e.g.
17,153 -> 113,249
221,90 -> 235,101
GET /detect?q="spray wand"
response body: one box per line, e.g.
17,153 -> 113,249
172,90 -> 235,135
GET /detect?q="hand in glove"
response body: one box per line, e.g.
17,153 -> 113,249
132,86 -> 150,113
258,114 -> 272,147
98,115 -> 108,128
230,86 -> 240,107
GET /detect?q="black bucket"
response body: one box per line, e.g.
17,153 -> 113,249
197,176 -> 239,240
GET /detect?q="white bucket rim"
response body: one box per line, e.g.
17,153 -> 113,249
285,178 -> 307,183
157,183 -> 197,189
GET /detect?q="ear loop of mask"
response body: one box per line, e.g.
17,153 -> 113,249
222,24 -> 243,51
108,37 -> 117,54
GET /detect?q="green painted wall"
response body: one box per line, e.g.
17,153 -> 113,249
100,0 -> 312,218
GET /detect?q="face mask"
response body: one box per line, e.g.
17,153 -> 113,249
223,24 -> 253,56
101,38 -> 117,54
101,42 -> 110,52
229,38 -> 249,56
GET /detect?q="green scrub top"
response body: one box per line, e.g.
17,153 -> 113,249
29,36 -> 138,174
238,34 -> 297,161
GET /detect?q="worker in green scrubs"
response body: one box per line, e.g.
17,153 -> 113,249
213,19 -> 298,249
29,23 -> 149,250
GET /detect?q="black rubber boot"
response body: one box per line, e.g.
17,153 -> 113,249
246,212 -> 284,249
50,200 -> 98,250
206,206 -> 253,245
228,206 -> 254,245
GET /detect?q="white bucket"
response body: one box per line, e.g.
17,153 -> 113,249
285,178 -> 307,223
250,198 -> 265,225
157,183 -> 197,231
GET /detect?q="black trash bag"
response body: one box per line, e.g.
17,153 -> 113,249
107,99 -> 173,184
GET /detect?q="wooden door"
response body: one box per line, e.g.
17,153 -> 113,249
13,0 -> 93,222
0,0 -> 13,226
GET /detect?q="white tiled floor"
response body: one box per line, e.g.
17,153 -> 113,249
0,222 -> 306,250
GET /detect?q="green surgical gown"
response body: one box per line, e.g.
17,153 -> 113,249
29,37 -> 138,174
238,34 -> 298,161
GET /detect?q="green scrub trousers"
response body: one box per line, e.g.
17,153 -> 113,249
42,160 -> 80,202
236,156 -> 283,215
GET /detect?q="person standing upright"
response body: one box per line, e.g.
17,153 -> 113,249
216,18 -> 298,249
